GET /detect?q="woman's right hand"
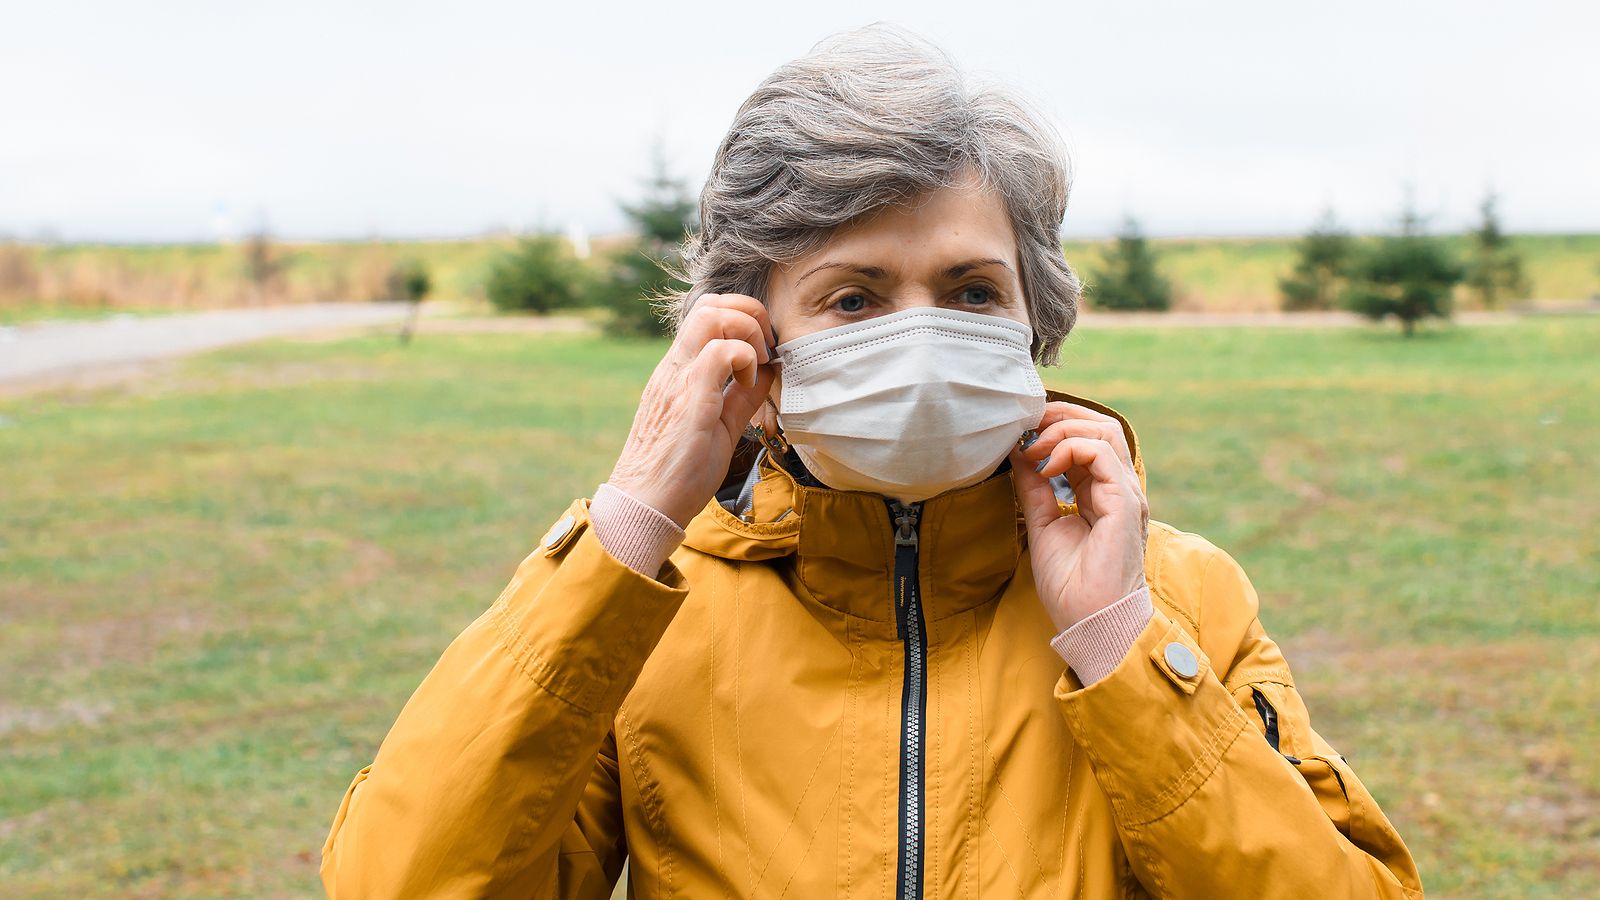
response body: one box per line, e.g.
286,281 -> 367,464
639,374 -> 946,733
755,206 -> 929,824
606,293 -> 778,528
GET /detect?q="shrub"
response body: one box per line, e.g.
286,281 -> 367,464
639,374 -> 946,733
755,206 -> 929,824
485,236 -> 584,314
391,259 -> 432,345
385,258 -> 431,303
242,230 -> 286,304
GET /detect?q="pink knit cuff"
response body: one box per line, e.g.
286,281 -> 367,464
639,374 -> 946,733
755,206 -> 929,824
589,483 -> 686,579
1050,584 -> 1154,686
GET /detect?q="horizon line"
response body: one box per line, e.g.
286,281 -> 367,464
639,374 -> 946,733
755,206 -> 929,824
5,226 -> 1598,248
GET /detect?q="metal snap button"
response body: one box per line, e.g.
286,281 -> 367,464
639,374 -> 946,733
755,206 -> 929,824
1164,642 -> 1199,679
542,515 -> 576,549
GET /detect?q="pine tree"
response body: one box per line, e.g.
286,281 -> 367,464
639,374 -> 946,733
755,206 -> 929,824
598,147 -> 698,337
1342,202 -> 1464,337
1279,208 -> 1352,311
1089,217 -> 1171,311
1464,192 -> 1530,310
485,235 -> 584,314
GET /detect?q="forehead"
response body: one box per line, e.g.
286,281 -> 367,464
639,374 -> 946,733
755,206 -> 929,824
778,176 -> 1018,279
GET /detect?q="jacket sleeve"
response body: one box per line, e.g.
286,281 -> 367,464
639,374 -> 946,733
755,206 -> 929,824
1054,532 -> 1424,899
320,499 -> 689,898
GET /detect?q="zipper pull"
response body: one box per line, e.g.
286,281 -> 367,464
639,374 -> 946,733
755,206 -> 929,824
890,501 -> 921,548
887,500 -> 922,641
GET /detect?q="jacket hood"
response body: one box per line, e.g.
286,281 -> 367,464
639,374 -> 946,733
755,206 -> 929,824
680,389 -> 1145,628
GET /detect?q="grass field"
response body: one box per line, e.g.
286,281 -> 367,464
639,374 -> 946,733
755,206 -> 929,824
0,239 -> 528,317
3,232 -> 1597,319
2,318 -> 1597,897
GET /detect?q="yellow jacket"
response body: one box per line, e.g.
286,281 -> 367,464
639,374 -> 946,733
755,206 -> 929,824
321,393 -> 1423,898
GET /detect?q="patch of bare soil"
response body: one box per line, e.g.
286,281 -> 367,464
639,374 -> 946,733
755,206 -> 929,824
338,538 -> 395,590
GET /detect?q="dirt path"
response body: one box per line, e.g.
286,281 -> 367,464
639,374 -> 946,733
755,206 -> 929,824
0,303 -> 414,386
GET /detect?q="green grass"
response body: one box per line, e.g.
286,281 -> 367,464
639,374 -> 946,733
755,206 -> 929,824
0,304 -> 185,326
2,319 -> 1597,896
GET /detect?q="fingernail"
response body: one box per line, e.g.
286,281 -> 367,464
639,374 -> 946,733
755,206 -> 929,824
1020,430 -> 1039,451
1034,459 -> 1049,473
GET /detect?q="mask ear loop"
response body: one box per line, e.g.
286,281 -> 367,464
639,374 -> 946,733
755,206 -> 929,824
747,318 -> 789,457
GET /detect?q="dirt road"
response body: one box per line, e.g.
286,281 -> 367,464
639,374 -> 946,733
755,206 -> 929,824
0,303 -> 412,386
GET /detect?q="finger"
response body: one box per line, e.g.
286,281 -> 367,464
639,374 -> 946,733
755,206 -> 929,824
700,294 -> 774,350
720,363 -> 777,437
1009,447 -> 1067,537
1036,400 -> 1119,431
1065,466 -> 1102,525
1035,401 -> 1130,458
690,293 -> 776,351
1044,437 -> 1146,527
1031,403 -> 1131,466
1035,436 -> 1126,487
689,338 -> 760,395
1022,419 -> 1132,470
677,305 -> 770,364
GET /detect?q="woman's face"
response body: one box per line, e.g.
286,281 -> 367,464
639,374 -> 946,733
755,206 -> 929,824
764,169 -> 1030,343
750,170 -> 1030,434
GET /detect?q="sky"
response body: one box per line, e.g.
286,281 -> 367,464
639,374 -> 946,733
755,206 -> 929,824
2,0 -> 1595,242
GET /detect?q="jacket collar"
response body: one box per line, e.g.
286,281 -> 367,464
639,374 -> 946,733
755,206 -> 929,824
682,390 -> 1144,630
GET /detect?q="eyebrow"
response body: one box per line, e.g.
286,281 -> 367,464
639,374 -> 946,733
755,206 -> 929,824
793,257 -> 1012,287
941,257 -> 1012,279
793,262 -> 889,286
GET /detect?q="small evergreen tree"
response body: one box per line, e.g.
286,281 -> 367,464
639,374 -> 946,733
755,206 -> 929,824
1279,208 -> 1353,311
1088,217 -> 1171,311
1341,203 -> 1464,337
596,147 -> 697,337
1464,192 -> 1529,309
486,235 -> 584,314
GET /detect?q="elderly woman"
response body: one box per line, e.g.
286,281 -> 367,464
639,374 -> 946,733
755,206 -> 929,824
320,27 -> 1422,900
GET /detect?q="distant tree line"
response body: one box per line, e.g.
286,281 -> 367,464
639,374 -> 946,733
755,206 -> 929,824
10,157 -> 1545,341
1274,192 -> 1527,334
1089,190 -> 1533,336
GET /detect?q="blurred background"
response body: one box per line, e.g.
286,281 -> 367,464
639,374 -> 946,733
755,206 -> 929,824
2,2 -> 1595,897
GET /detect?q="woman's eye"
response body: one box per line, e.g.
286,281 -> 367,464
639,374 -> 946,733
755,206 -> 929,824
836,293 -> 867,313
958,284 -> 995,305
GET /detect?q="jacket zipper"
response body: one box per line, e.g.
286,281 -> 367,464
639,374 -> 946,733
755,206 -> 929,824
889,500 -> 926,900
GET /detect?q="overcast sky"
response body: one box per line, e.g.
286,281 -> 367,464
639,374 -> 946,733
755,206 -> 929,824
2,0 -> 1595,242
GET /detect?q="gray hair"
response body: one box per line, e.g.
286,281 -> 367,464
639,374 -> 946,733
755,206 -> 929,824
666,23 -> 1080,364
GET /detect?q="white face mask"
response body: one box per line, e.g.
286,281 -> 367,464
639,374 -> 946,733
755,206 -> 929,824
773,307 -> 1046,503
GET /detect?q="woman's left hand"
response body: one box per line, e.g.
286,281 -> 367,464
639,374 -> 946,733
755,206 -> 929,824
1010,402 -> 1150,632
